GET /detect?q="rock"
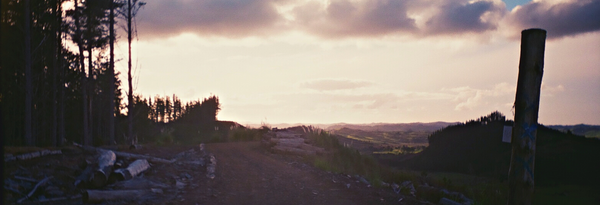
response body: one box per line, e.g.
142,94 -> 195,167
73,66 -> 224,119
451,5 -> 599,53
176,181 -> 186,189
392,183 -> 400,194
399,181 -> 416,196
357,176 -> 370,186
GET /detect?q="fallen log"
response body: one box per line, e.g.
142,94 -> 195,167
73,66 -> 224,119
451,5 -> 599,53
90,150 -> 116,188
17,176 -> 53,203
110,159 -> 150,181
5,150 -> 62,162
14,176 -> 38,183
74,165 -> 94,188
83,189 -> 162,203
30,195 -> 82,204
74,143 -> 175,164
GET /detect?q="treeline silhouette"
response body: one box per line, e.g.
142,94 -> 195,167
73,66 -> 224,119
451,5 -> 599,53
397,111 -> 600,186
2,0 -> 122,146
1,0 -> 229,147
129,95 -> 230,144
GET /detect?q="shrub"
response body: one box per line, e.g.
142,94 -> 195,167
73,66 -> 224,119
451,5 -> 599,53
228,127 -> 270,142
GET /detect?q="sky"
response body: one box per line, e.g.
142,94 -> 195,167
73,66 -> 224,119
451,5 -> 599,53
112,0 -> 600,125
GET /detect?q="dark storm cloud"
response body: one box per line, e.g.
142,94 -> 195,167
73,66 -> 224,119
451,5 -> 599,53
424,0 -> 506,35
137,0 -> 284,38
292,0 -> 417,38
134,0 -> 599,40
505,0 -> 600,39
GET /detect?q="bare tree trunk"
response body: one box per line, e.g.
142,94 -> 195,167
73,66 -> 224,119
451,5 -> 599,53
108,0 -> 116,145
24,0 -> 33,146
127,0 -> 134,145
51,0 -> 59,147
74,0 -> 90,145
87,38 -> 94,145
58,2 -> 65,146
507,28 -> 546,205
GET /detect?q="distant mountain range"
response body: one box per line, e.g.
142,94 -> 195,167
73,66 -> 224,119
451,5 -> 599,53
250,122 -> 600,138
323,122 -> 458,132
547,124 -> 600,138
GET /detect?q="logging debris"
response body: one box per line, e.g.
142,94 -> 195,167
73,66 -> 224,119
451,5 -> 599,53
3,143 -> 216,204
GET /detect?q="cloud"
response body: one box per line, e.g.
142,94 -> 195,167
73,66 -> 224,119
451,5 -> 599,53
504,0 -> 600,39
137,0 -> 285,38
291,0 -> 417,38
541,84 -> 565,96
424,0 -> 506,35
133,0 -> 599,40
445,82 -> 515,111
300,79 -> 373,91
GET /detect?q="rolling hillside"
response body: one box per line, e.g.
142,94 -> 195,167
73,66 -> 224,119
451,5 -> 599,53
394,120 -> 600,186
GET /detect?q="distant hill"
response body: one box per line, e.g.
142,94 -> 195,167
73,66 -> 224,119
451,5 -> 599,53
548,124 -> 600,139
325,122 -> 458,132
395,119 -> 600,186
248,122 -> 458,132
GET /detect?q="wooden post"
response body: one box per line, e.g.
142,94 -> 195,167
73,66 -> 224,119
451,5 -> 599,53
508,28 -> 546,205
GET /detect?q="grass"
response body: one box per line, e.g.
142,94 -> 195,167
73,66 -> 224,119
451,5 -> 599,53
423,172 -> 507,205
307,129 -> 417,187
228,126 -> 270,142
304,129 -> 517,204
534,185 -> 600,205
344,135 -> 383,144
372,146 -> 425,155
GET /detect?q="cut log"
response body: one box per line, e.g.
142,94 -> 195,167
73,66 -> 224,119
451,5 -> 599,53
83,189 -> 162,203
74,165 -> 94,188
90,150 -> 116,188
17,176 -> 53,203
74,142 -> 175,164
5,150 -> 62,162
34,195 -> 82,203
110,159 -> 150,181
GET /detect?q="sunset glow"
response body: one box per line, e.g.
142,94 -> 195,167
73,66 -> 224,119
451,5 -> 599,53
113,0 -> 600,125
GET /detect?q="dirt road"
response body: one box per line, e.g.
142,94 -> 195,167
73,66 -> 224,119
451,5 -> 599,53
180,142 -> 412,205
4,142 -> 419,205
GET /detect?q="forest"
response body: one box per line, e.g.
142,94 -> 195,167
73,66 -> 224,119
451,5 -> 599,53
1,0 -> 222,147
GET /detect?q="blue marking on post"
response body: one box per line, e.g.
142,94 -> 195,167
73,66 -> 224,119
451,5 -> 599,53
521,123 -> 537,141
516,156 -> 534,179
